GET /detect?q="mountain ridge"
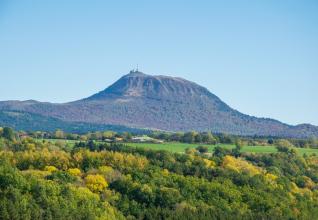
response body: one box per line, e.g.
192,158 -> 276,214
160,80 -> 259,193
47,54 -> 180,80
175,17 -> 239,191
0,70 -> 317,138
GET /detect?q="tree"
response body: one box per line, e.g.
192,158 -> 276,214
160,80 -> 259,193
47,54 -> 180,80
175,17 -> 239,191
222,155 -> 262,176
232,140 -> 243,157
44,165 -> 58,173
213,146 -> 232,158
201,132 -> 217,144
103,131 -> 116,139
235,139 -> 244,149
185,148 -> 197,155
275,140 -> 297,155
54,129 -> 65,139
158,133 -> 170,141
194,133 -> 202,143
183,131 -> 197,143
170,132 -> 183,142
68,168 -> 81,176
267,139 -> 274,145
276,139 -> 293,148
85,174 -> 108,193
196,146 -> 209,154
123,132 -> 132,141
156,187 -> 182,208
2,127 -> 15,141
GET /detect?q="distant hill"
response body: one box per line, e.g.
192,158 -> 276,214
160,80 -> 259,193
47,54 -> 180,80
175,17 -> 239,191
0,70 -> 317,138
0,110 -> 148,134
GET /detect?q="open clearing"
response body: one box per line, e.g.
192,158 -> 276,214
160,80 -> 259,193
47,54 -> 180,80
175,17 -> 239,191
41,139 -> 318,155
124,142 -> 318,155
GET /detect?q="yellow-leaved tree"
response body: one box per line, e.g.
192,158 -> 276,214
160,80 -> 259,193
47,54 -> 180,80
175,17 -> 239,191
68,168 -> 81,176
222,155 -> 262,176
85,174 -> 108,193
44,165 -> 58,173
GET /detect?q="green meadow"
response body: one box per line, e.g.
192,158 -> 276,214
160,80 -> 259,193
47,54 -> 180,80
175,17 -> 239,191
40,139 -> 318,155
125,142 -> 318,155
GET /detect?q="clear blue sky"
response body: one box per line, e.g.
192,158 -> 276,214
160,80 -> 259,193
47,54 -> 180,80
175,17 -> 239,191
0,0 -> 317,125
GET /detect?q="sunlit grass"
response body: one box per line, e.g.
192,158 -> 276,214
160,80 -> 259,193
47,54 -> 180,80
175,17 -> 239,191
39,139 -> 318,155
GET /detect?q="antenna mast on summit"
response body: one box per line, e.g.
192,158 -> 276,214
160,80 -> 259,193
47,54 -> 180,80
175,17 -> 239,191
136,64 -> 139,72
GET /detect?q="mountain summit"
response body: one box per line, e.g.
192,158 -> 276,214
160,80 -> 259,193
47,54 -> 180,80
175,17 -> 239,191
0,71 -> 317,138
86,70 -> 217,101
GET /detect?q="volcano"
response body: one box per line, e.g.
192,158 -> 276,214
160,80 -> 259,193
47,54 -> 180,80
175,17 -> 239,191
0,70 -> 317,138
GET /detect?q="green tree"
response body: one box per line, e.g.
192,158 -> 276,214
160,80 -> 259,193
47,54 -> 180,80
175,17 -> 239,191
213,146 -> 232,158
275,139 -> 298,155
201,131 -> 217,144
123,132 -> 132,141
170,132 -> 183,142
232,140 -> 243,157
2,127 -> 15,141
276,139 -> 293,148
183,131 -> 197,143
196,146 -> 209,154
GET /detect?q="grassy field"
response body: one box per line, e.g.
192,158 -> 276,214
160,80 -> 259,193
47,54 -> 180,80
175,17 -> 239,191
124,142 -> 318,155
124,142 -> 278,153
40,139 -> 318,155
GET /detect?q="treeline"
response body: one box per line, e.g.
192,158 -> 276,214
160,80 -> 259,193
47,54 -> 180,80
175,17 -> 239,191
149,131 -> 318,148
1,128 -> 318,219
3,126 -> 318,149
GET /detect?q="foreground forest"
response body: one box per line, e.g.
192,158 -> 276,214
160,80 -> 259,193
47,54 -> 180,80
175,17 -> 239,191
0,128 -> 318,219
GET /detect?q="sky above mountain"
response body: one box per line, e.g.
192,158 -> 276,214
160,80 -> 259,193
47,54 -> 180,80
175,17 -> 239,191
0,0 -> 317,125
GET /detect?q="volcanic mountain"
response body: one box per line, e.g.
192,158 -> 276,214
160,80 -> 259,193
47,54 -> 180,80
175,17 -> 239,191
0,70 -> 317,138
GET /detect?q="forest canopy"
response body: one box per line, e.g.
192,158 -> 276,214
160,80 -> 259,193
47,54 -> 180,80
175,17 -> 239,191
0,127 -> 318,219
